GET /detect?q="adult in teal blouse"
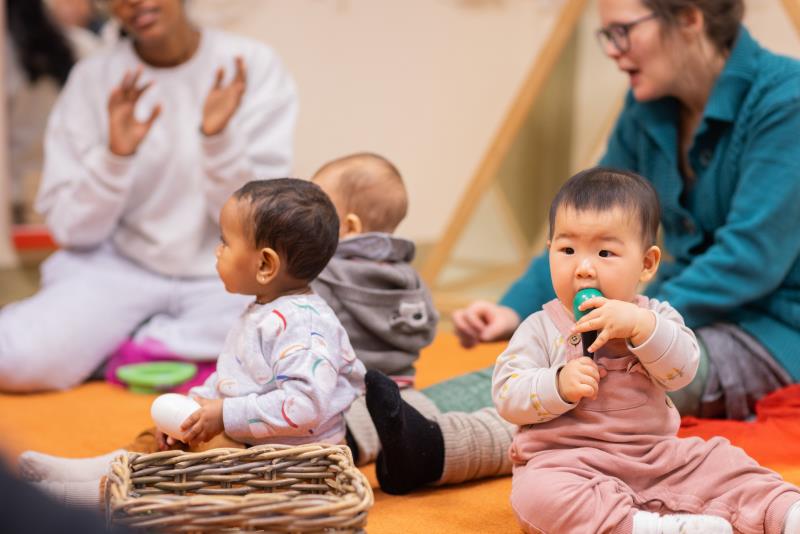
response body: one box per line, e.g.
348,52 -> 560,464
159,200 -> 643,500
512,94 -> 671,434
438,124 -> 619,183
458,0 -> 800,420
366,0 -> 800,494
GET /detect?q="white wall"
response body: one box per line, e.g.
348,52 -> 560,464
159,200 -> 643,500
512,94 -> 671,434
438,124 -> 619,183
189,0 -> 572,242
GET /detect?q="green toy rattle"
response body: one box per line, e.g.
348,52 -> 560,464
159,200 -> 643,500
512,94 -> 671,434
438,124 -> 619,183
116,362 -> 197,394
573,288 -> 603,358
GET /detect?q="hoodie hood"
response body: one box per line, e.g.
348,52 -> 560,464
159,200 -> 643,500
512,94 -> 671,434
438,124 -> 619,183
311,233 -> 439,376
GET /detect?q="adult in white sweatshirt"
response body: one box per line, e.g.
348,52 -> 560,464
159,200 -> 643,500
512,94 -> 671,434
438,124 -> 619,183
0,0 -> 297,392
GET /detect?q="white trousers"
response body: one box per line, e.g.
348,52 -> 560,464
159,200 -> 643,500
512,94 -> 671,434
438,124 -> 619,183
0,245 -> 249,392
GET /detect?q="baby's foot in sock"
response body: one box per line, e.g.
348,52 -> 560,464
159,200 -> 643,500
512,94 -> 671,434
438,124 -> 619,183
34,479 -> 103,510
365,370 -> 444,495
633,511 -> 732,534
18,449 -> 125,482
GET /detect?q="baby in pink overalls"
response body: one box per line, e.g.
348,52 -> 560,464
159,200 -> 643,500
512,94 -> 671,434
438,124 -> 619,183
492,167 -> 800,534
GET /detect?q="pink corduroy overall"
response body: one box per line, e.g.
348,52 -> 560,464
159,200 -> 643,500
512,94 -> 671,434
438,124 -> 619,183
509,300 -> 800,534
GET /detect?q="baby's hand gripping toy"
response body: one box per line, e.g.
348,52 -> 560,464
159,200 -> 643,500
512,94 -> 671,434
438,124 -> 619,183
573,288 -> 603,358
150,393 -> 201,442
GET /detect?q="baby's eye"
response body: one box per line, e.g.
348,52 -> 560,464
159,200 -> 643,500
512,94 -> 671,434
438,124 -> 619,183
598,250 -> 613,258
561,247 -> 574,255
219,235 -> 227,246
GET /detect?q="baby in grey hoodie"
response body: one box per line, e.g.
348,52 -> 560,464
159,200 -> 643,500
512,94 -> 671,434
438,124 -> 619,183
310,153 -> 440,464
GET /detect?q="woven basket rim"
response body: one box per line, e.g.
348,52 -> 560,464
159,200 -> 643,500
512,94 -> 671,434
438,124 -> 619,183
106,442 -> 374,532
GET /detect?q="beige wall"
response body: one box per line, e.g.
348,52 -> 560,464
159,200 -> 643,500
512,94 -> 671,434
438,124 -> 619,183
189,0 -> 573,242
4,2 -> 797,259
190,1 -> 800,246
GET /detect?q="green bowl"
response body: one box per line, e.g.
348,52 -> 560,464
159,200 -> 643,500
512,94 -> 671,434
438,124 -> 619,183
116,362 -> 198,394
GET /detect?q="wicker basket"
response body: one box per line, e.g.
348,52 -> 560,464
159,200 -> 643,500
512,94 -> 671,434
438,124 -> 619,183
106,443 -> 373,533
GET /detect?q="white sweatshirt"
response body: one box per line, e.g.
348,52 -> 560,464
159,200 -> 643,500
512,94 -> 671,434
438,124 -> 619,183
37,29 -> 298,277
189,294 -> 366,446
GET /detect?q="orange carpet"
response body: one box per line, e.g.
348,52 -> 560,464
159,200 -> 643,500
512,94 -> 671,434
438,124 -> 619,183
0,333 -> 798,533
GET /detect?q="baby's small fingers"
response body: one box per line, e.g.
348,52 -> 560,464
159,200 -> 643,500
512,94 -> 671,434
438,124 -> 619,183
574,311 -> 603,332
577,383 -> 596,399
581,374 -> 599,392
579,317 -> 605,334
183,425 -> 201,446
181,411 -> 201,431
578,297 -> 606,311
588,329 -> 611,353
582,364 -> 600,382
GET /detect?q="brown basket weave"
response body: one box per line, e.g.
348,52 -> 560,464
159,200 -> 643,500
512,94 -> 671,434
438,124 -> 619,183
106,443 -> 373,533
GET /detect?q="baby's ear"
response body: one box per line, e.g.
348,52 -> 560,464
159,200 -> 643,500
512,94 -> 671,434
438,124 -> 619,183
257,247 -> 280,285
640,245 -> 661,283
545,239 -> 552,249
342,213 -> 363,238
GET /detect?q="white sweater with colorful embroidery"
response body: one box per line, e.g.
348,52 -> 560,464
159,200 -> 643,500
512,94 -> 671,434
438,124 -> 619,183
190,294 -> 366,445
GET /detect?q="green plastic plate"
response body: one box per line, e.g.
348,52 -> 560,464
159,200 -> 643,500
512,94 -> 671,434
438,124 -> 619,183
116,362 -> 198,394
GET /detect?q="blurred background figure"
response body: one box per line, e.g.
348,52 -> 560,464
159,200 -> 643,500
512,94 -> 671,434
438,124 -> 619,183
45,0 -> 112,57
5,0 -> 76,225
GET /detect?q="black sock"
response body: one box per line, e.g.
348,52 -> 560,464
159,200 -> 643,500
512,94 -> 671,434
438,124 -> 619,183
364,370 -> 445,495
344,425 -> 360,464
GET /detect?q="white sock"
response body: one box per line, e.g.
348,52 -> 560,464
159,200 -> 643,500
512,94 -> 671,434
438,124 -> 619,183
784,500 -> 800,534
633,510 -> 733,534
33,479 -> 103,509
18,449 -> 125,482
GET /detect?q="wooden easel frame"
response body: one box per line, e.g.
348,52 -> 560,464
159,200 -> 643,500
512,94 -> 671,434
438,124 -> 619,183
420,0 -> 587,283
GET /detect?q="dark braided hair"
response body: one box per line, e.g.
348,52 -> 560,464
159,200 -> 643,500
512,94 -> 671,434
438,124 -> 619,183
6,0 -> 76,86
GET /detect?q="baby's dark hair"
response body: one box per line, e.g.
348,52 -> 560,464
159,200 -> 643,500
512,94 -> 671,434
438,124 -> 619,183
233,179 -> 339,281
548,167 -> 661,246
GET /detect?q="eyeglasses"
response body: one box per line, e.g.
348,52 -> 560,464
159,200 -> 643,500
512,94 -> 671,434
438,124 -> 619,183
596,13 -> 658,54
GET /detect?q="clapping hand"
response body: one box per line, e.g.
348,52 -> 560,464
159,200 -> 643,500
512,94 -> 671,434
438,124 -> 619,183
108,67 -> 161,156
201,56 -> 247,136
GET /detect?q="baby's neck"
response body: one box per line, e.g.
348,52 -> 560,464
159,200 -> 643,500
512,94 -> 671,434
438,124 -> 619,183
255,282 -> 312,305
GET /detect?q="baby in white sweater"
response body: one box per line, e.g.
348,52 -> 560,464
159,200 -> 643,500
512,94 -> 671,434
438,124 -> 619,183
19,178 -> 366,508
181,178 -> 366,447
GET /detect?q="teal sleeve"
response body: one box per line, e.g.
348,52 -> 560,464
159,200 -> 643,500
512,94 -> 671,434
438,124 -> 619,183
654,100 -> 800,328
498,250 -> 555,320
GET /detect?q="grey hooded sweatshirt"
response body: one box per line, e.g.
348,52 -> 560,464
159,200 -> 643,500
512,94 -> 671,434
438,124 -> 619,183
311,233 -> 439,379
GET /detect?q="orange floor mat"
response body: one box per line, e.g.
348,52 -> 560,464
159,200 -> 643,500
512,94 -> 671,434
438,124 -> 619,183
1,333 -> 798,533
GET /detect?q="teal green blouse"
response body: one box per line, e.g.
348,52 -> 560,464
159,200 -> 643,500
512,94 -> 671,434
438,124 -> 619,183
500,27 -> 800,380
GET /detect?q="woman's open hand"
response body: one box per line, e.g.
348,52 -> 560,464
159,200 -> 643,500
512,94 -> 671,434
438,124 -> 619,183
107,67 -> 161,156
201,56 -> 247,136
